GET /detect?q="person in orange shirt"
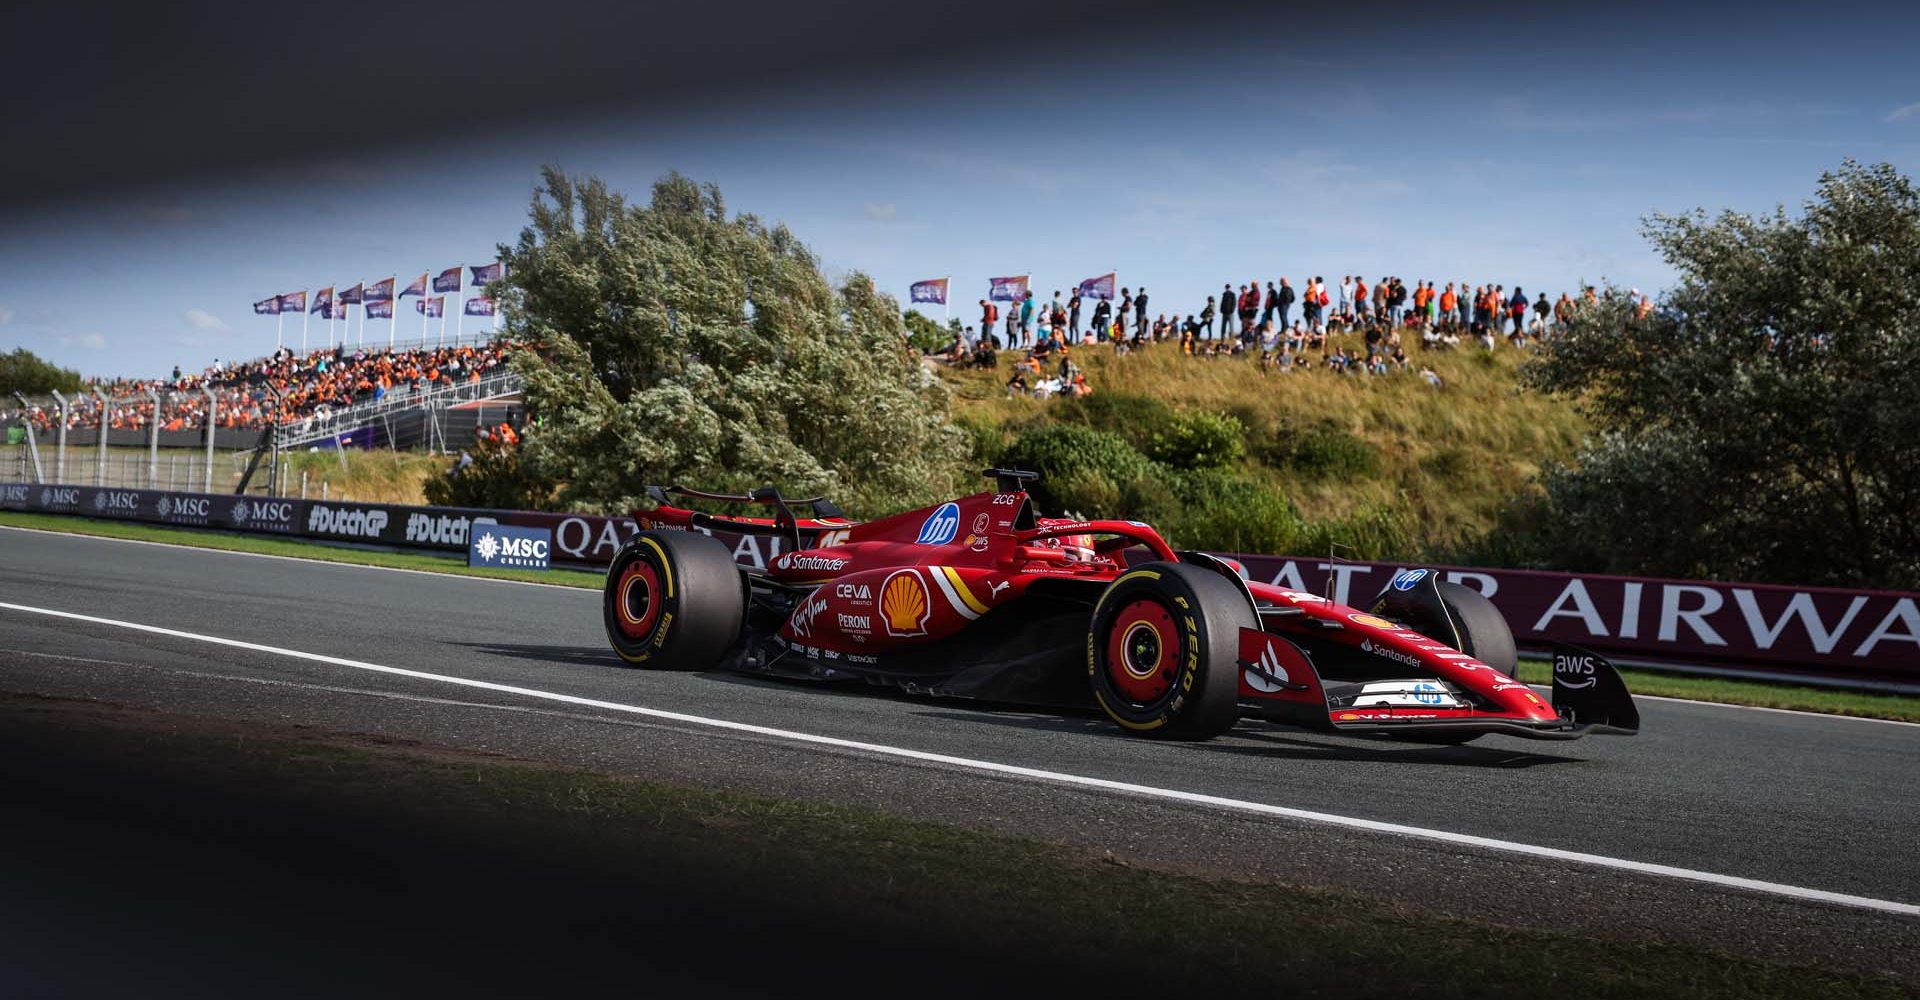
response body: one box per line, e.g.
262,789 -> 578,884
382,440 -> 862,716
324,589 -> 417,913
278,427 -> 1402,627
1439,284 -> 1458,329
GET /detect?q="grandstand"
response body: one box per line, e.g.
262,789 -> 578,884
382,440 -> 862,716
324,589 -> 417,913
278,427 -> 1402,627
1,338 -> 526,495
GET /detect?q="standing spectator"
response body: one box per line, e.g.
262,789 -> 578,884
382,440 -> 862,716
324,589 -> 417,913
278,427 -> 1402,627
1237,282 -> 1260,339
1508,286 -> 1529,339
1091,296 -> 1112,343
1352,276 -> 1369,322
1533,293 -> 1551,334
1005,300 -> 1020,347
1338,275 -> 1353,318
1276,278 -> 1296,333
1019,290 -> 1036,345
1067,290 -> 1082,337
1118,287 -> 1133,334
1199,296 -> 1217,340
979,298 -> 997,345
1221,282 -> 1238,339
1134,286 -> 1149,336
1262,281 -> 1279,326
1372,277 -> 1388,323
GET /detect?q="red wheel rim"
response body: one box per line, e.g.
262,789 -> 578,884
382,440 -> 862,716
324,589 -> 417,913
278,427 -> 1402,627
1105,598 -> 1177,702
615,559 -> 663,639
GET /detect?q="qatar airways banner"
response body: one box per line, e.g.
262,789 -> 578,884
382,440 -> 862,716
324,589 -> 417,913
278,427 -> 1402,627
1220,554 -> 1918,684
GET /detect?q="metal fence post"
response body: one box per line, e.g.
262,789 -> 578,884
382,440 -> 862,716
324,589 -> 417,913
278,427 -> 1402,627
50,391 -> 69,484
91,387 -> 108,487
202,386 -> 216,493
144,387 -> 161,488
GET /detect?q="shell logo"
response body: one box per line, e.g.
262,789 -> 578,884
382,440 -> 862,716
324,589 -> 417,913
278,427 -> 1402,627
881,570 -> 930,637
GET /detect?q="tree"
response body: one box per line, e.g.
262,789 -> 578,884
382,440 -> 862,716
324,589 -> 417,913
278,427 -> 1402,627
0,348 -> 82,397
901,310 -> 956,354
1522,160 -> 1920,589
474,168 -> 968,516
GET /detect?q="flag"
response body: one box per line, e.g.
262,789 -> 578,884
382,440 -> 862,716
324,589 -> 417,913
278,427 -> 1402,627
364,277 -> 395,302
253,296 -> 282,315
312,286 -> 334,314
416,296 -> 445,318
400,272 -> 428,299
432,266 -> 462,293
366,300 -> 394,320
469,262 -> 504,287
987,275 -> 1029,302
1076,272 -> 1117,301
278,290 -> 307,314
463,295 -> 495,317
339,282 -> 364,304
909,278 -> 949,305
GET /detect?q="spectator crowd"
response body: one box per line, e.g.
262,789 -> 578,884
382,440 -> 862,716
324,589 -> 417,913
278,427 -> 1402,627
7,340 -> 523,434
934,276 -> 1650,398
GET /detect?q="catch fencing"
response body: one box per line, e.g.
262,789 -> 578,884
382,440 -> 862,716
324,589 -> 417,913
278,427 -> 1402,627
0,483 -> 1913,689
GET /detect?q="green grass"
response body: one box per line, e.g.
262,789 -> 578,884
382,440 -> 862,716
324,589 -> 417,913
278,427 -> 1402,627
0,510 -> 602,588
1518,659 -> 1920,723
9,509 -> 1915,722
7,693 -> 1906,1000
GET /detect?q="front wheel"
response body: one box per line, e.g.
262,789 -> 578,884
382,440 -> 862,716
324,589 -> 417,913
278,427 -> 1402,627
603,530 -> 745,670
1087,562 -> 1255,741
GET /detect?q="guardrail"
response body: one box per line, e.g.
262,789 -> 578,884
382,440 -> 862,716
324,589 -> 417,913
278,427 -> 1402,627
2,483 -> 1914,690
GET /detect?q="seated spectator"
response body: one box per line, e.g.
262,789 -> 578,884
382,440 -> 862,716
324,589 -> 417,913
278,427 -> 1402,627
1420,366 -> 1444,387
1005,371 -> 1029,397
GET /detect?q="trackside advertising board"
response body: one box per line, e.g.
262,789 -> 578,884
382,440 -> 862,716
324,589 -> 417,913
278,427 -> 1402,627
1,483 -> 1913,684
468,524 -> 551,570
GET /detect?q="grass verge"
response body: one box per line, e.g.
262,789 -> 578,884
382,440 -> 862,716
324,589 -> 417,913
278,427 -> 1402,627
0,509 -> 602,588
1517,659 -> 1920,723
1,693 -> 1906,1000
8,509 -> 1915,722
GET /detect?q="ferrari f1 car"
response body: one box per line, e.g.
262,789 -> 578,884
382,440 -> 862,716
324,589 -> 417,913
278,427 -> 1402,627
602,470 -> 1639,743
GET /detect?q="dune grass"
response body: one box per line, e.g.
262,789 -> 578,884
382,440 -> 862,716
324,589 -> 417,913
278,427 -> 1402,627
939,334 -> 1586,554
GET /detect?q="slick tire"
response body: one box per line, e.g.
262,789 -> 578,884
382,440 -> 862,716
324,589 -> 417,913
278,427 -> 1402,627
604,530 -> 745,670
1436,580 -> 1517,674
1087,561 -> 1254,741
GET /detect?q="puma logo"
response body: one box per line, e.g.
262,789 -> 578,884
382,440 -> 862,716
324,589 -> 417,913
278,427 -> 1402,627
988,580 -> 1010,600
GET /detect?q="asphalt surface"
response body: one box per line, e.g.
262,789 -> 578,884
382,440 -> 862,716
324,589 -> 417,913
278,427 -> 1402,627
2,526 -> 1917,979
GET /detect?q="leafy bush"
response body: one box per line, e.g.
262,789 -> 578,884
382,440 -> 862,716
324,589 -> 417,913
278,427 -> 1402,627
1261,425 -> 1380,480
1000,424 -> 1155,515
1052,392 -> 1175,453
423,440 -> 554,511
1159,469 -> 1304,555
1146,410 -> 1245,470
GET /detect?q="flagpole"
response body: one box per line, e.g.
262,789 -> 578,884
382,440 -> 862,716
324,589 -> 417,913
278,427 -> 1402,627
275,309 -> 284,351
300,295 -> 309,353
389,304 -> 396,352
438,304 -> 447,348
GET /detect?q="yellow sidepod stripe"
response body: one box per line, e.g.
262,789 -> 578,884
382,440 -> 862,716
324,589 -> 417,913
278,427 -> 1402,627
934,566 -> 989,618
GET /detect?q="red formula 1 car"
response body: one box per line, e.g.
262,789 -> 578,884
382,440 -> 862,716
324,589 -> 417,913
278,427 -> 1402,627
602,470 -> 1639,743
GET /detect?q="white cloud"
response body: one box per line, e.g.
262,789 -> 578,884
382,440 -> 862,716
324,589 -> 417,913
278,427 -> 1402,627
59,332 -> 106,351
863,202 -> 898,221
1887,102 -> 1920,123
184,308 -> 229,333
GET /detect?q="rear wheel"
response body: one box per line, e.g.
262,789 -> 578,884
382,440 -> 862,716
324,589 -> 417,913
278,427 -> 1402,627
603,530 -> 745,670
1087,562 -> 1253,741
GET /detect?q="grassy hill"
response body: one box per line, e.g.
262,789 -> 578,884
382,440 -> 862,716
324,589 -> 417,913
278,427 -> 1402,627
938,332 -> 1586,560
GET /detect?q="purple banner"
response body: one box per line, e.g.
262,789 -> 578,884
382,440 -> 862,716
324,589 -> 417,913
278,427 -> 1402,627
400,272 -> 428,299
338,282 -> 364,304
363,277 -> 395,303
311,286 -> 334,314
432,266 -> 462,293
1077,272 -> 1116,301
277,290 -> 307,313
253,297 -> 282,315
1218,554 -> 1918,684
416,296 -> 444,318
987,275 -> 1029,303
365,300 -> 393,319
469,262 -> 503,286
910,278 -> 948,305
463,295 -> 494,317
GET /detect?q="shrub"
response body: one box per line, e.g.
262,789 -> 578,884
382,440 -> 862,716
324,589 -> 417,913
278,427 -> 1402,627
1146,410 -> 1246,470
1262,425 -> 1380,480
1000,424 -> 1156,515
1052,391 -> 1175,452
1159,469 -> 1304,555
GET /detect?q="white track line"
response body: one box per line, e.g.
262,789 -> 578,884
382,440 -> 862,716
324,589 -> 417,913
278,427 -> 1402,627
0,523 -> 591,591
8,523 -> 1915,729
2,600 -> 1915,919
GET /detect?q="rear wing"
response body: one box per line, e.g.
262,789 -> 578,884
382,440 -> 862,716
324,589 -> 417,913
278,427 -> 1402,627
641,484 -> 851,554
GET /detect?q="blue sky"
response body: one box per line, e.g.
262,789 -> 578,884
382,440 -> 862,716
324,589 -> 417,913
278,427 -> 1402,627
4,9 -> 1916,378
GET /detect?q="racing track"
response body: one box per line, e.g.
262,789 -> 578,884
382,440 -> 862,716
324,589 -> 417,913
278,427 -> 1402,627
2,526 -> 1916,975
